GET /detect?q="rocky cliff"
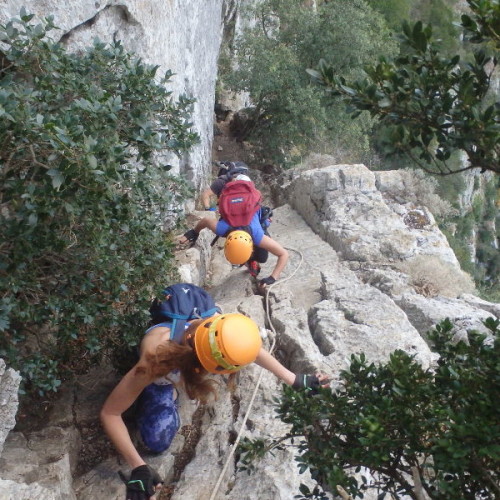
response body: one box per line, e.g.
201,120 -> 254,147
0,0 -> 230,189
1,163 -> 498,500
0,3 -> 498,500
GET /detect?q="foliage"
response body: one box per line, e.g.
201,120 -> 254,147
434,167 -> 466,208
0,11 -> 198,395
442,227 -> 478,277
370,0 -> 459,55
308,0 -> 500,175
410,0 -> 460,54
239,318 -> 500,499
221,0 -> 397,165
449,176 -> 500,292
476,178 -> 500,279
369,0 -> 412,31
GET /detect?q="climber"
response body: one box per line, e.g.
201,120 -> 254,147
100,284 -> 327,500
179,212 -> 287,288
200,160 -> 250,211
185,168 -> 283,286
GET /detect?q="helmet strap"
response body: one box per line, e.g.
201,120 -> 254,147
207,316 -> 242,372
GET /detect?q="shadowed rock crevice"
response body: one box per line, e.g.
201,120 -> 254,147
172,407 -> 205,480
59,4 -> 141,45
230,393 -> 241,423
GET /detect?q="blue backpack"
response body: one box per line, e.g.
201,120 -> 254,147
149,284 -> 221,342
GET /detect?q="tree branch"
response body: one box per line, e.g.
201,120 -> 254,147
29,144 -> 51,170
411,466 -> 427,500
336,485 -> 353,500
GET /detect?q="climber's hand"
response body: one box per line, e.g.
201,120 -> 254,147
179,229 -> 199,247
119,464 -> 162,500
259,276 -> 276,288
292,373 -> 329,395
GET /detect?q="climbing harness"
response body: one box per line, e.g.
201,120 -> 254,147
208,245 -> 304,500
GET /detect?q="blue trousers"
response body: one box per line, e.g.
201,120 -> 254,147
137,383 -> 180,453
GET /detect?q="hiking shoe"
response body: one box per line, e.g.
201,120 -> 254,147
247,260 -> 261,277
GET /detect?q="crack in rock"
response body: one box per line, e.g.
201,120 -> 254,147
59,4 -> 139,44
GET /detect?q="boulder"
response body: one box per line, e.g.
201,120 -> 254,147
0,360 -> 21,456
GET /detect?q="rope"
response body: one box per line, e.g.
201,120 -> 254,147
208,246 -> 304,500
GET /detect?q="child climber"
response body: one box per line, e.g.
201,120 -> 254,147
100,283 -> 326,500
180,210 -> 288,288
196,162 -> 277,281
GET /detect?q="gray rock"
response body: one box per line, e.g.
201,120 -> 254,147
459,293 -> 500,319
264,206 -> 434,380
0,429 -> 78,500
0,478 -> 58,500
0,360 -> 21,456
0,0 -> 224,191
286,164 -> 461,267
396,292 -> 496,341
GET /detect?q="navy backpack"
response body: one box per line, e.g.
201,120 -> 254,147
149,284 -> 221,342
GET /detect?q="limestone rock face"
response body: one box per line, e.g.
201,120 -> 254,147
259,204 -> 435,382
0,0 -> 227,189
286,164 -> 461,267
0,430 -> 79,500
0,360 -> 21,456
0,75 -> 498,500
0,479 -> 58,500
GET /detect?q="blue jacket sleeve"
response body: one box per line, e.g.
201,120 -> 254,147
216,219 -> 231,237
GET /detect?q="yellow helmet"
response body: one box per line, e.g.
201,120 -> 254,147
224,230 -> 253,265
194,313 -> 262,374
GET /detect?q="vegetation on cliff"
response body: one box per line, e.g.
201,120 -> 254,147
0,11 -> 197,395
219,0 -> 499,299
219,0 -> 398,165
308,1 -> 499,176
239,318 -> 500,500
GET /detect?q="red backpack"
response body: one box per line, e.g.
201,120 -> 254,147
218,180 -> 262,227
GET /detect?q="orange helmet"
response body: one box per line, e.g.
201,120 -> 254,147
194,313 -> 262,374
224,230 -> 253,265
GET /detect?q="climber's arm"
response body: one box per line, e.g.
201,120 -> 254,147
194,217 -> 218,233
201,187 -> 216,210
257,235 -> 289,280
179,217 -> 218,244
254,348 -> 295,385
100,366 -> 151,468
255,348 -> 330,392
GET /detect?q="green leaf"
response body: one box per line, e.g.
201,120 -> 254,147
377,97 -> 392,108
28,213 -> 38,225
87,155 -> 98,169
339,85 -> 356,96
47,169 -> 64,190
306,68 -> 322,81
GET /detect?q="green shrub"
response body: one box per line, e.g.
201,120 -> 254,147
309,1 -> 500,175
240,318 -> 500,499
0,11 -> 198,395
369,0 -> 412,30
221,0 -> 397,166
411,0 -> 460,54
